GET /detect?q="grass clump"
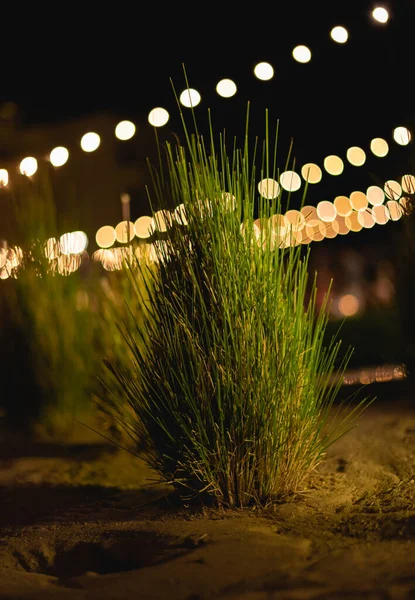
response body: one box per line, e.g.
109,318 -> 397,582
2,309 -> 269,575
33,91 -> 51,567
103,107 -> 370,507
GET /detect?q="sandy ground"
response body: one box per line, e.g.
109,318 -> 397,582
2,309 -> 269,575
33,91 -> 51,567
0,385 -> 415,599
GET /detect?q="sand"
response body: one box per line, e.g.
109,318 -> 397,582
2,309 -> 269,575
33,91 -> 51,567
0,386 -> 414,599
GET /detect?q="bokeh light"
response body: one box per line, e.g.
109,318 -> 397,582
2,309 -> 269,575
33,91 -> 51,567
148,107 -> 170,127
345,212 -> 363,232
96,225 -> 116,248
372,204 -> 390,225
338,294 -> 360,317
330,26 -> 348,43
334,195 -> 352,217
301,163 -> 322,184
45,237 -> 60,259
384,180 -> 402,200
346,146 -> 366,167
393,126 -> 411,146
19,157 -> 38,176
367,185 -> 385,206
402,174 -> 415,194
253,62 -> 274,81
115,221 -> 135,243
60,231 -> 88,255
358,209 -> 375,229
324,155 -> 344,176
115,120 -> 136,141
216,79 -> 237,98
335,215 -> 351,235
372,6 -> 389,23
350,191 -> 368,212
370,137 -> 389,157
280,171 -> 301,192
152,209 -> 173,233
322,220 -> 340,239
285,210 -> 305,232
0,168 -> 8,186
135,215 -> 154,238
173,204 -> 188,225
292,45 -> 311,63
80,132 -> 100,152
258,178 -> 280,199
49,146 -> 69,167
179,88 -> 201,108
387,200 -> 404,221
317,201 -> 337,223
301,205 -> 319,225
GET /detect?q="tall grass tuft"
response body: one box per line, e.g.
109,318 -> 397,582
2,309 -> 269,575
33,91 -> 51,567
103,107 -> 370,507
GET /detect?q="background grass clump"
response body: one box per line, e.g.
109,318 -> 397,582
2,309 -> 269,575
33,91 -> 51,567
103,108 -> 369,507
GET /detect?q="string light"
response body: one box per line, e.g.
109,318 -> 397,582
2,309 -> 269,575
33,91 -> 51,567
292,45 -> 312,63
372,6 -> 389,23
253,62 -> 274,81
216,79 -> 237,97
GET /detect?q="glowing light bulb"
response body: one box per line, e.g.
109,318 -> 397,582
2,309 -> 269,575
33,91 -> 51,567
49,146 -> 69,167
370,137 -> 389,157
216,79 -> 237,97
115,120 -> 136,140
330,26 -> 348,43
134,216 -> 154,238
292,45 -> 311,63
346,146 -> 366,167
148,107 -> 169,127
20,157 -> 38,176
280,171 -> 301,192
80,132 -> 100,152
253,62 -> 274,80
324,155 -> 344,176
258,178 -> 280,199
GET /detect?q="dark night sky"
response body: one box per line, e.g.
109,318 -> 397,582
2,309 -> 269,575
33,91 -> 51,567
1,0 -> 414,243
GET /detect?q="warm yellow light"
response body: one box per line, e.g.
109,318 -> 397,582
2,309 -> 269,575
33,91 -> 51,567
324,155 -> 344,176
96,225 -> 116,248
301,205 -> 318,224
393,126 -> 411,146
60,231 -> 88,255
367,185 -> 385,206
80,132 -> 100,152
330,26 -> 348,43
280,170 -> 301,192
285,210 -> 305,232
346,146 -> 366,167
384,180 -> 402,200
258,178 -> 280,199
372,6 -> 389,23
152,209 -> 173,233
49,146 -> 69,167
358,209 -> 375,229
372,204 -> 390,225
20,157 -> 38,176
317,201 -> 337,222
370,137 -> 389,157
134,215 -> 154,238
115,120 -> 136,141
148,107 -> 169,127
216,79 -> 237,97
305,220 -> 325,242
335,215 -> 351,235
292,45 -> 311,63
115,221 -> 135,243
334,195 -> 352,217
338,294 -> 359,317
322,219 -> 340,239
345,211 -> 363,232
0,168 -> 8,186
179,88 -> 201,108
301,163 -> 322,184
253,62 -> 274,81
386,200 -> 403,221
173,204 -> 188,226
57,254 -> 81,276
350,191 -> 368,212
402,174 -> 415,194
45,237 -> 60,259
